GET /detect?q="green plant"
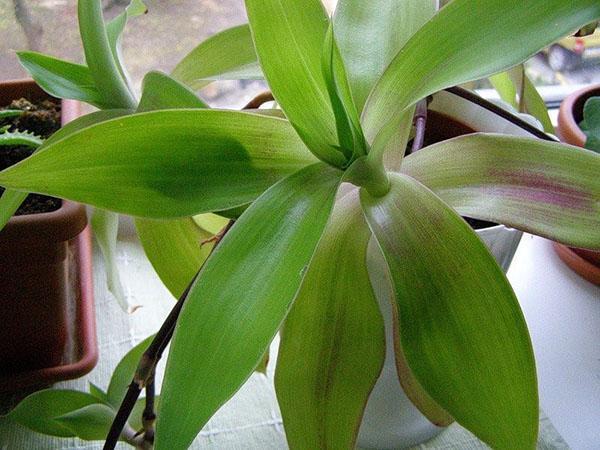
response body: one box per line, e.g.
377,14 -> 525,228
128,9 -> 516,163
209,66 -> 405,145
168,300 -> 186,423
4,336 -> 156,447
1,1 -> 600,449
581,96 -> 600,152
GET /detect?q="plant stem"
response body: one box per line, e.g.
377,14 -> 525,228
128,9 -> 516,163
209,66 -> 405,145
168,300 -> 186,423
410,99 -> 428,154
443,86 -> 557,142
103,220 -> 235,449
141,378 -> 156,446
243,91 -> 275,109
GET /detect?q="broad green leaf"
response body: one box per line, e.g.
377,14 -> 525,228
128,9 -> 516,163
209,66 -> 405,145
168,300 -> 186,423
135,217 -> 214,298
88,382 -> 110,404
363,0 -> 600,147
7,390 -> 101,437
137,71 -> 207,112
245,0 -> 345,167
55,404 -> 115,441
155,163 -> 342,450
275,190 -> 385,449
365,238 -> 453,426
0,190 -> 27,231
172,24 -> 262,90
91,209 -> 131,312
361,173 -> 538,450
333,0 -> 437,112
107,334 -> 155,408
134,69 -> 212,298
16,52 -> 105,108
489,72 -> 519,109
0,109 -> 130,233
42,109 -> 133,148
192,213 -> 230,235
0,110 -> 317,217
78,0 -> 136,109
400,133 -> 600,249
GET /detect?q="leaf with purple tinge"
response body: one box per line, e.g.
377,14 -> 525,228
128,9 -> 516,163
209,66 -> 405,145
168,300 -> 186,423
361,173 -> 538,450
401,133 -> 600,249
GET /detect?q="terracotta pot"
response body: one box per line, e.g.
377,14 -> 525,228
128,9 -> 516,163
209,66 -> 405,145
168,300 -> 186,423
554,84 -> 600,286
357,91 -> 527,449
0,80 -> 98,385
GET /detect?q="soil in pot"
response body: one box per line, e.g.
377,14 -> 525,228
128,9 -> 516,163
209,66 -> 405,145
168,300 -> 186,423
0,98 -> 62,215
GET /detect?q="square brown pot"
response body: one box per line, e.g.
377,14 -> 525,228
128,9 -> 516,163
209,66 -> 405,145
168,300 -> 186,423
0,80 -> 97,388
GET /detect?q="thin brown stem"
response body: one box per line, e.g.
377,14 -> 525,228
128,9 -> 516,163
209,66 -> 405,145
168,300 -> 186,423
103,220 -> 235,450
243,91 -> 274,109
141,379 -> 156,446
410,99 -> 428,154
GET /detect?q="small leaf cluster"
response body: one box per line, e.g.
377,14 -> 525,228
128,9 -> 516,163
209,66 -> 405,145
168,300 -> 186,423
581,97 -> 600,153
4,336 -> 154,444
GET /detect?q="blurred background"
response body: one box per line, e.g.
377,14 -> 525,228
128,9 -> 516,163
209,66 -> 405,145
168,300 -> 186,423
1,0 -> 599,108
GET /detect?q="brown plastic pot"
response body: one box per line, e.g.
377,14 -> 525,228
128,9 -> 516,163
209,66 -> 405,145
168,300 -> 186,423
555,84 -> 600,286
0,79 -> 98,388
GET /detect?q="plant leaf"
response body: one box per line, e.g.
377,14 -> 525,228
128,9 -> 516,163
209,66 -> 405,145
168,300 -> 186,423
171,24 -> 263,90
275,190 -> 385,449
137,71 -> 208,112
520,72 -> 555,134
192,213 -> 230,235
0,110 -> 22,120
363,0 -> 600,148
401,133 -> 600,249
88,382 -> 110,404
0,190 -> 28,231
55,404 -> 116,441
582,97 -> 600,153
107,335 -> 155,408
0,109 -> 130,233
360,173 -> 538,450
43,108 -> 133,148
78,0 -> 136,108
333,0 -> 437,112
489,72 -> 519,109
0,130 -> 43,148
322,23 -> 366,159
91,209 -> 132,312
0,110 -> 317,217
135,217 -> 214,298
245,0 -> 345,167
365,238 -> 453,426
155,163 -> 342,450
491,67 -> 554,134
7,390 -> 102,437
16,52 -> 105,108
